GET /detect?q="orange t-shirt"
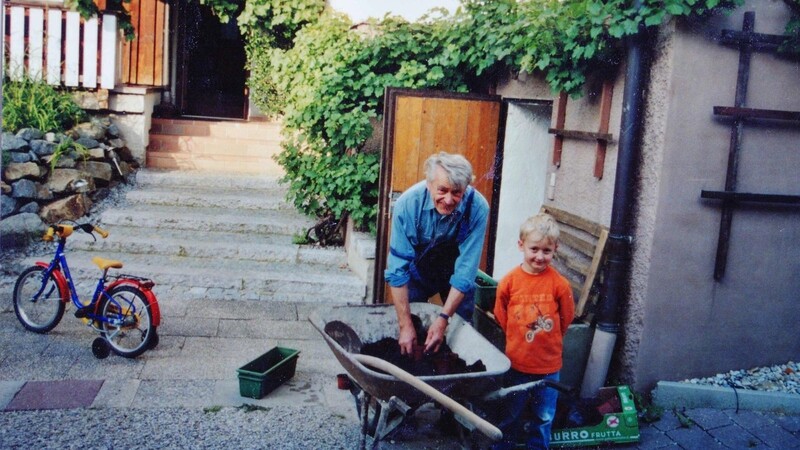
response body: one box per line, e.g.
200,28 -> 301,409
493,265 -> 575,374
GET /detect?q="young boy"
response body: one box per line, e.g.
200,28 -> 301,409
492,213 -> 575,450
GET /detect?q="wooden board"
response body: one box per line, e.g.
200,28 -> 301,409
541,205 -> 609,318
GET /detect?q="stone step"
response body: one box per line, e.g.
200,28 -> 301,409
99,204 -> 315,237
135,169 -> 284,190
145,118 -> 285,176
21,250 -> 365,304
145,144 -> 284,176
124,186 -> 293,211
69,224 -> 346,267
48,168 -> 370,305
149,118 -> 283,141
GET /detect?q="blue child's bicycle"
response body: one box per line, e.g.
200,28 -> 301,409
12,220 -> 161,359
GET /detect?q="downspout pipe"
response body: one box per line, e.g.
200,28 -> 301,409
581,0 -> 651,398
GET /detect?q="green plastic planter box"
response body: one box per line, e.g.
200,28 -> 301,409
237,347 -> 300,399
474,270 -> 498,310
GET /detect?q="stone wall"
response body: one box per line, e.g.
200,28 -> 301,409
1,119 -> 138,248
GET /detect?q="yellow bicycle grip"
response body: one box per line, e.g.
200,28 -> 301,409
43,227 -> 55,242
93,225 -> 110,238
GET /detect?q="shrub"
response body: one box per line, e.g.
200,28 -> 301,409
2,76 -> 87,133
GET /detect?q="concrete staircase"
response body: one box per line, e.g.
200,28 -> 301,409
145,118 -> 284,176
61,169 -> 367,304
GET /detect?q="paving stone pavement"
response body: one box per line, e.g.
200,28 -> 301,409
1,290 -> 798,448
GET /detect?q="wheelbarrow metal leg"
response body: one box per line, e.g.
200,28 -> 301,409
373,396 -> 411,443
359,391 -> 371,450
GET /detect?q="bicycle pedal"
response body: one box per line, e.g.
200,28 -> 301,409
74,307 -> 90,319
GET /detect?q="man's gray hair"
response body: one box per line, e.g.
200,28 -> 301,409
424,152 -> 474,190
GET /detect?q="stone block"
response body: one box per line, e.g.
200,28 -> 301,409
108,138 -> 125,149
19,201 -> 39,214
1,195 -> 18,217
71,90 -> 109,110
9,152 -> 32,163
30,140 -> 56,156
39,194 -> 92,223
52,156 -> 77,168
2,133 -> 27,151
11,179 -> 37,198
47,168 -> 96,194
0,213 -> 46,248
73,122 -> 107,140
4,162 -> 44,181
16,128 -> 44,141
77,161 -> 113,183
87,147 -> 106,159
75,137 -> 100,149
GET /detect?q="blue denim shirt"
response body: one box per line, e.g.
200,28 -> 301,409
384,180 -> 489,294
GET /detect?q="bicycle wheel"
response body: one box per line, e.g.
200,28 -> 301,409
100,285 -> 155,358
13,266 -> 66,333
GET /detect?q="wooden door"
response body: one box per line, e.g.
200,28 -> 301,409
373,88 -> 505,304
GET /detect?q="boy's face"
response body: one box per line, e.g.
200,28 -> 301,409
427,166 -> 464,216
518,235 -> 557,274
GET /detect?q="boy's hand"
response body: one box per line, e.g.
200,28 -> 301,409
424,318 -> 447,353
398,324 -> 417,355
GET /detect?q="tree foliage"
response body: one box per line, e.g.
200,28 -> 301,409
190,0 -> 800,233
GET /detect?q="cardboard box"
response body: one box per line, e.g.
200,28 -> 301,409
551,385 -> 640,447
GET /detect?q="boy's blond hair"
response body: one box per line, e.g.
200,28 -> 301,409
519,213 -> 560,243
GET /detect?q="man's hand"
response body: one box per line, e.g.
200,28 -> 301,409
398,322 -> 417,355
424,317 -> 447,353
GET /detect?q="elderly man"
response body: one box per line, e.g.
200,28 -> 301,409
385,152 -> 489,356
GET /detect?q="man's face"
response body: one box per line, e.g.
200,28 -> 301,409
427,166 -> 464,215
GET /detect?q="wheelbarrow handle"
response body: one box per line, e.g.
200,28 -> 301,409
352,354 -> 503,442
482,379 -> 576,402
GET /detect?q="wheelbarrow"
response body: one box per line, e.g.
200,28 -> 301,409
309,303 -> 554,449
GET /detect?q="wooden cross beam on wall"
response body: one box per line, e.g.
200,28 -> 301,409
549,80 -> 615,179
700,11 -> 800,280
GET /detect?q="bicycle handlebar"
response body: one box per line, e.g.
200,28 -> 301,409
43,223 -> 110,241
92,224 -> 109,238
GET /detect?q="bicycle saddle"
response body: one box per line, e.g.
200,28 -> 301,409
92,256 -> 124,270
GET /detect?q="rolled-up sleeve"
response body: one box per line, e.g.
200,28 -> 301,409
384,195 -> 416,288
449,192 -> 489,294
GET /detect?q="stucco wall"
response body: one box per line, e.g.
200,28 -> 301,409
496,1 -> 799,393
496,72 -> 623,227
626,1 -> 800,391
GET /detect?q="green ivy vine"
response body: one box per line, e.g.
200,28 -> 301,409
67,0 -> 135,41
193,0 -> 798,234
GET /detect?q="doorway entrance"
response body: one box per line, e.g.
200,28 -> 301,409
175,0 -> 248,119
492,100 -> 553,279
374,88 -> 504,303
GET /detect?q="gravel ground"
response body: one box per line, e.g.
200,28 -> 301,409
0,406 -> 364,450
683,361 -> 800,395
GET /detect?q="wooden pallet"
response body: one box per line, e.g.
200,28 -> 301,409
540,205 -> 609,319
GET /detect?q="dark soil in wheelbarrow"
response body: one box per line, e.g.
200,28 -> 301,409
360,337 -> 486,377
